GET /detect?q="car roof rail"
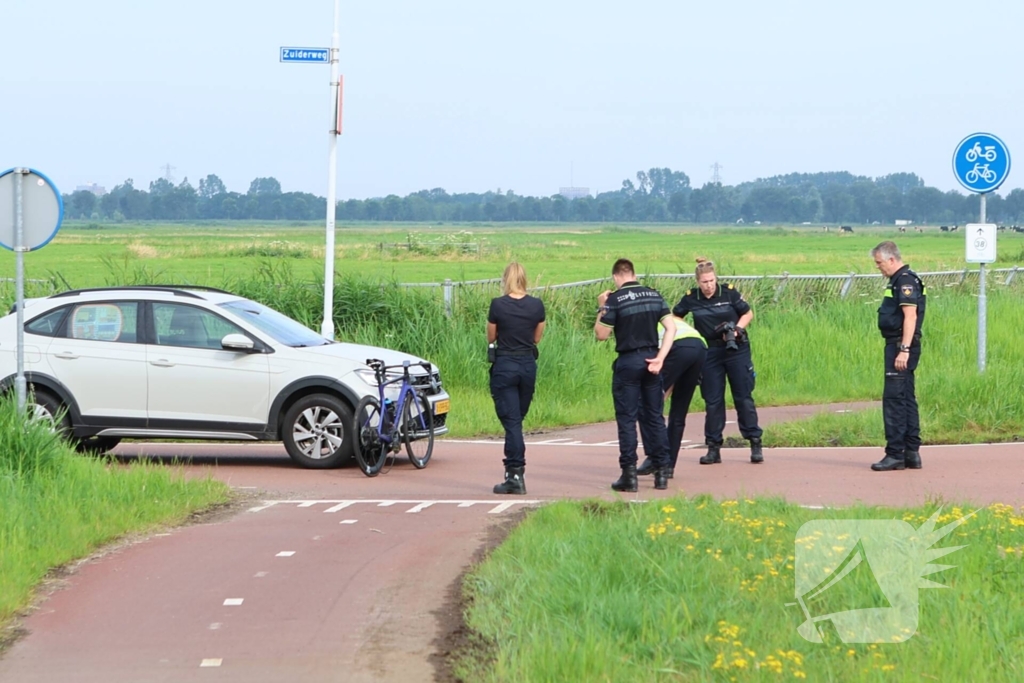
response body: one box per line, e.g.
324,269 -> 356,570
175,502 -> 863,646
49,285 -> 231,300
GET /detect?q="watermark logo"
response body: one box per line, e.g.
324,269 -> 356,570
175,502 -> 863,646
789,509 -> 975,644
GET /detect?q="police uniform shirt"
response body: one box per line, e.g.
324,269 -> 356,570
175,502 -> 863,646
878,265 -> 926,341
599,282 -> 671,354
672,283 -> 751,342
488,295 -> 546,353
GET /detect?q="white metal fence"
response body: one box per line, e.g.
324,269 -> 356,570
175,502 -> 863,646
402,267 -> 1024,317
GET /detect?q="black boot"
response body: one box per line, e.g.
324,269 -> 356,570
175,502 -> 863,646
750,438 -> 764,464
611,466 -> 638,492
636,457 -> 656,476
699,443 -> 722,465
871,455 -> 905,471
653,468 -> 669,490
904,450 -> 922,469
493,466 -> 526,494
665,466 -> 674,479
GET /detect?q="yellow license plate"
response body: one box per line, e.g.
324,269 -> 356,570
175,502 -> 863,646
433,399 -> 450,415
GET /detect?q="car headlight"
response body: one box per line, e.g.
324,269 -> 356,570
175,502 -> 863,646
354,369 -> 379,386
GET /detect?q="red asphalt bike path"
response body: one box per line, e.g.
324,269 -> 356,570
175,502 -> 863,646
1,402 -> 1021,682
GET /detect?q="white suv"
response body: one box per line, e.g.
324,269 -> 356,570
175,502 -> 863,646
0,286 -> 450,468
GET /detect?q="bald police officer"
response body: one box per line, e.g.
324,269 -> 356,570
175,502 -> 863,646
871,241 -> 926,471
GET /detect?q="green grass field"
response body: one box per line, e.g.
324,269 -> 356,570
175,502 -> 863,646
457,497 -> 1024,682
5,221 -> 1024,289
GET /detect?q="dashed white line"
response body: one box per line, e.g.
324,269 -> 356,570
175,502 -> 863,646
324,502 -> 356,513
339,519 -> 358,525
222,599 -> 243,606
254,571 -> 268,578
406,502 -> 435,513
488,502 -> 516,514
200,659 -> 223,667
208,623 -> 222,630
276,551 -> 295,557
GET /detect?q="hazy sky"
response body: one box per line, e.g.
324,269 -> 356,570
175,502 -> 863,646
4,0 -> 1023,200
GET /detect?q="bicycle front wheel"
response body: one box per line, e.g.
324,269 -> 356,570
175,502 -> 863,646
402,391 -> 435,469
353,396 -> 387,477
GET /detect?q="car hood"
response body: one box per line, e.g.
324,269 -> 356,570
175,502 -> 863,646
296,342 -> 436,373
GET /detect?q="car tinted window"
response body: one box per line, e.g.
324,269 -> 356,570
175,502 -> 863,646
25,306 -> 70,337
153,303 -> 244,349
68,302 -> 139,343
219,299 -> 329,347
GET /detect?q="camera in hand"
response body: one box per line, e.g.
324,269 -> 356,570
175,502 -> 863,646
714,321 -> 740,351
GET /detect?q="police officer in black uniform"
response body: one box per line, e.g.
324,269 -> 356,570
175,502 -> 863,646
673,258 -> 763,464
595,259 -> 675,492
870,241 -> 926,471
488,262 -> 546,494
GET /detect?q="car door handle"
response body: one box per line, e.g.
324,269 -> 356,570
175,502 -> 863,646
54,352 -> 79,360
150,359 -> 175,367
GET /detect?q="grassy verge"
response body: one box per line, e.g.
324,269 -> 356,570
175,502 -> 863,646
0,397 -> 229,628
457,497 -> 1024,682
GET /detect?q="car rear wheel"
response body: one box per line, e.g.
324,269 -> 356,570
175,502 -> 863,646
282,393 -> 354,469
28,389 -> 72,439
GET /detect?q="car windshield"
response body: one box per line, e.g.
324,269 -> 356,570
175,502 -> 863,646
219,299 -> 331,347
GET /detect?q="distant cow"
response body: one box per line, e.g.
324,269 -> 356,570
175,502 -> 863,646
951,225 -> 960,232
840,225 -> 853,233
898,226 -> 906,233
822,226 -> 830,232
1013,226 -> 1024,233
915,226 -> 924,232
940,226 -> 949,232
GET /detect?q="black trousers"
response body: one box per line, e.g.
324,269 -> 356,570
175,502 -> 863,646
612,350 -> 669,470
489,356 -> 537,469
883,342 -> 922,458
701,343 -> 762,445
660,339 -> 707,467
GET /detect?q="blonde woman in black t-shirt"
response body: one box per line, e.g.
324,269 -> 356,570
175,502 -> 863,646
487,262 -> 546,494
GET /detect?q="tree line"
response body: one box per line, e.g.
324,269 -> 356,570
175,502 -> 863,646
62,169 -> 1024,225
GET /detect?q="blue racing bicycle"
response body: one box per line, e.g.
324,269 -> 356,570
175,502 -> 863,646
353,359 -> 436,476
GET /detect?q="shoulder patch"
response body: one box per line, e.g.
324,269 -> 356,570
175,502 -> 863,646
901,284 -> 914,297
726,283 -> 734,289
687,288 -> 693,296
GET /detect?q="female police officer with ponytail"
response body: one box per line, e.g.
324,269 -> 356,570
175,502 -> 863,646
672,258 -> 764,465
487,262 -> 546,494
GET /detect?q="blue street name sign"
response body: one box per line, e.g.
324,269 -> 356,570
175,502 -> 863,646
280,47 -> 330,63
953,133 -> 1011,193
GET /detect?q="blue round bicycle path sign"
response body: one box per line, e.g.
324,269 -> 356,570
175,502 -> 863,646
953,133 -> 1010,193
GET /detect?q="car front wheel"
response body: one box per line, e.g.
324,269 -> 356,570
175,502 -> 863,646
282,394 -> 354,469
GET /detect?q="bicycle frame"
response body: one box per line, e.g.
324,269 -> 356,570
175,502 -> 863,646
365,359 -> 432,449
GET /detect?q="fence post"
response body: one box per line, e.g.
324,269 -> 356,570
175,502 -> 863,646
1006,266 -> 1018,286
840,272 -> 856,299
443,279 -> 453,318
773,273 -> 789,302
959,268 -> 969,285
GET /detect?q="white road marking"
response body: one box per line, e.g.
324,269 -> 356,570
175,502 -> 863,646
276,551 -> 295,557
209,623 -> 222,630
223,599 -> 243,606
254,572 -> 268,578
252,499 -> 543,515
339,519 -> 358,524
200,659 -> 223,667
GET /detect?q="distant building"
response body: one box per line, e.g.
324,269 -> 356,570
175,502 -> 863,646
558,186 -> 590,201
895,219 -> 912,226
75,183 -> 107,196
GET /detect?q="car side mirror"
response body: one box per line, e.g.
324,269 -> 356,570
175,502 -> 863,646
221,333 -> 256,352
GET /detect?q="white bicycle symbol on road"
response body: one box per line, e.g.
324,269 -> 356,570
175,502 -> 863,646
965,142 -> 998,163
965,163 -> 998,184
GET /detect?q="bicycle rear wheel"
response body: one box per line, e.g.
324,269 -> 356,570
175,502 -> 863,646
402,391 -> 435,469
353,396 -> 387,477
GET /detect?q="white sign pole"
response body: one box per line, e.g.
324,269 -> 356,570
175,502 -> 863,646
978,194 -> 987,373
320,0 -> 341,340
14,168 -> 27,409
